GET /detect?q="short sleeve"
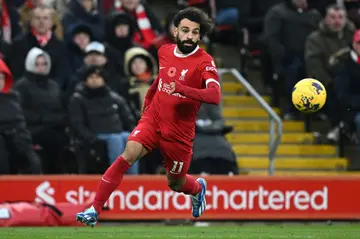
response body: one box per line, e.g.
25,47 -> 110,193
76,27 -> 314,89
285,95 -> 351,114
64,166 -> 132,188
198,57 -> 220,88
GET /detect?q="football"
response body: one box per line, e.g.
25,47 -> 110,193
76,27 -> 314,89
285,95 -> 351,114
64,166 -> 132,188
292,78 -> 327,113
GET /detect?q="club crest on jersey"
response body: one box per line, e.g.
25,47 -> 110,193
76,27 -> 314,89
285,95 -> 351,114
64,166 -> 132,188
179,69 -> 188,81
168,67 -> 176,77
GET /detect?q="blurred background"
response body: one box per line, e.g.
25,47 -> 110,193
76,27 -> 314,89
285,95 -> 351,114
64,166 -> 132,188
1,0 -> 360,226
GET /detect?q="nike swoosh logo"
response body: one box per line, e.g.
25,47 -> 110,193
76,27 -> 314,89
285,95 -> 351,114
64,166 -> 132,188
159,67 -> 165,69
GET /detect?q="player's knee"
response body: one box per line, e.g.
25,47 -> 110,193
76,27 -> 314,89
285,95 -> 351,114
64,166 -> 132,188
121,149 -> 137,165
121,141 -> 145,164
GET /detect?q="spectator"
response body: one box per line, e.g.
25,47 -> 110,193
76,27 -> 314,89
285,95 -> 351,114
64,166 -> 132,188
65,41 -> 130,105
0,0 -> 21,43
19,0 -> 64,40
190,103 -> 238,175
65,23 -> 94,74
113,0 -> 162,49
264,0 -> 321,120
149,12 -> 176,60
0,58 -> 42,174
124,46 -> 157,113
10,5 -> 70,89
68,65 -> 139,174
62,0 -> 105,41
256,0 -> 285,101
334,30 -> 360,148
13,47 -> 68,174
306,4 -> 353,86
305,4 -> 355,141
105,11 -> 136,70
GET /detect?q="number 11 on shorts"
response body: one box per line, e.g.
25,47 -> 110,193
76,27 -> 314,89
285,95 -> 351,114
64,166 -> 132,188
170,161 -> 184,174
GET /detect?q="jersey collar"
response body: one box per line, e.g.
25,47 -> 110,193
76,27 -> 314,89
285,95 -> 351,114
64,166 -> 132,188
173,45 -> 199,58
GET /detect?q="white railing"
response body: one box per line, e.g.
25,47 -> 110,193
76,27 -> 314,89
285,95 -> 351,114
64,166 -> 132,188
219,68 -> 283,175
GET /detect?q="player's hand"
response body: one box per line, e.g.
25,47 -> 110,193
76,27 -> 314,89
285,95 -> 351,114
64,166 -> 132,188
169,81 -> 176,95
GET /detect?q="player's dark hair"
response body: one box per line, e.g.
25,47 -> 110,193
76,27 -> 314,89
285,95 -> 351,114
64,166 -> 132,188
173,7 -> 213,38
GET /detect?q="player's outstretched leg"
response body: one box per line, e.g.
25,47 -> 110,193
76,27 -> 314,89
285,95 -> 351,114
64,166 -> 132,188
167,174 -> 207,218
76,141 -> 147,227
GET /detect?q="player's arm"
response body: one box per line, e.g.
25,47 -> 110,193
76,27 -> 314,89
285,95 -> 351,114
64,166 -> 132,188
143,75 -> 160,112
169,60 -> 221,105
172,81 -> 220,105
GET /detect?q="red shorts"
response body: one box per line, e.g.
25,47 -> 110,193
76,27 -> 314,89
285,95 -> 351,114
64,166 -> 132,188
127,121 -> 192,178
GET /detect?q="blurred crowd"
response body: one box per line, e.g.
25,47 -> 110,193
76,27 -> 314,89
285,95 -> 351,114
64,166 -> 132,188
3,0 -> 360,176
258,0 -> 360,145
199,0 -> 360,146
0,0 -> 238,176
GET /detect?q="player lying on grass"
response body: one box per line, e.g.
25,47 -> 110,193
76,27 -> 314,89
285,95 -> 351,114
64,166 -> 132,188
76,6 -> 220,227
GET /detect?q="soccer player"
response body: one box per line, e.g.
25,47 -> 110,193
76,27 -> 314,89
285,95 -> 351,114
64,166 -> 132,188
76,7 -> 221,227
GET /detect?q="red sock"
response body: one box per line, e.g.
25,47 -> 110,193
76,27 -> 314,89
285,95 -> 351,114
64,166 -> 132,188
178,174 -> 202,196
93,156 -> 130,213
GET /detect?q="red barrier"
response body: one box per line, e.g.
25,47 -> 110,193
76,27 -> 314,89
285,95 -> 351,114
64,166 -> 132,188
1,175 -> 360,220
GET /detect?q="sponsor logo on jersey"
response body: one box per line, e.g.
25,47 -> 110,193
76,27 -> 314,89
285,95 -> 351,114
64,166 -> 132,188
158,78 -> 186,99
206,66 -> 217,72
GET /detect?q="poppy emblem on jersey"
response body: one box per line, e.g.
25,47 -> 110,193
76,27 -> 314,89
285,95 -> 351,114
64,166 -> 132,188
179,69 -> 188,81
167,67 -> 176,77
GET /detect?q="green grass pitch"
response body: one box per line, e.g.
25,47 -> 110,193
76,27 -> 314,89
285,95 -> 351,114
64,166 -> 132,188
0,225 -> 360,239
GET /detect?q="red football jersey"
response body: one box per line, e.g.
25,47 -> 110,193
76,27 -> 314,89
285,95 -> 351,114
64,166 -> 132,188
145,44 -> 220,145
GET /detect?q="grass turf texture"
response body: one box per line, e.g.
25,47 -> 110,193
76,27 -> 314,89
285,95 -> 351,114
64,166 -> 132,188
1,225 -> 360,239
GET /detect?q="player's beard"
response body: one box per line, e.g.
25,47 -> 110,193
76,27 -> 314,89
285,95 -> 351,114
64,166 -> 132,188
176,38 -> 198,54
